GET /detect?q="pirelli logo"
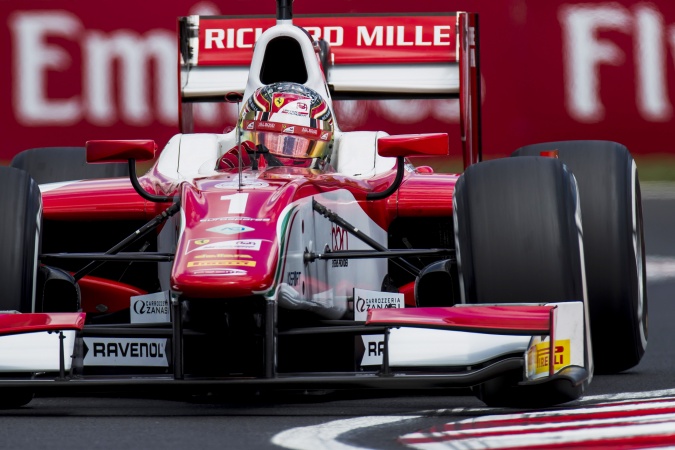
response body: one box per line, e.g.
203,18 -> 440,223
528,339 -> 571,376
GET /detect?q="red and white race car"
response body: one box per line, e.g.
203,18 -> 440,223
0,0 -> 646,408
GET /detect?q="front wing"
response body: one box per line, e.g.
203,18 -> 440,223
0,302 -> 590,402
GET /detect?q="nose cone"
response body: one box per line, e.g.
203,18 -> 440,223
171,176 -> 295,298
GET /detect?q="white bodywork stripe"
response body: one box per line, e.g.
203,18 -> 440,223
0,330 -> 76,372
38,180 -> 80,193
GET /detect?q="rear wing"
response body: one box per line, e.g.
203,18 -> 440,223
177,12 -> 482,168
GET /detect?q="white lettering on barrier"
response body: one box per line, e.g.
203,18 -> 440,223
559,3 -> 673,123
9,11 -> 83,125
9,10 -> 176,126
634,5 -> 672,122
11,5 -> 675,131
84,28 -> 176,126
559,4 -> 630,123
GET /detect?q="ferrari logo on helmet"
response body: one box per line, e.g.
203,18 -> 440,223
274,97 -> 285,108
195,239 -> 210,245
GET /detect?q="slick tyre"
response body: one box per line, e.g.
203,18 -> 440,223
453,157 -> 587,407
513,141 -> 647,373
453,157 -> 585,305
11,147 -> 128,185
0,167 -> 41,313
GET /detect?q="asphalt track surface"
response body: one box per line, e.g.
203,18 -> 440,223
3,183 -> 675,450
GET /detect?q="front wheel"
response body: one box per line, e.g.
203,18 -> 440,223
453,157 -> 588,407
513,141 -> 647,373
0,167 -> 41,313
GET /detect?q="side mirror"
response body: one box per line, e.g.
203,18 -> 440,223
85,140 -> 173,203
377,133 -> 449,158
367,133 -> 449,201
86,140 -> 156,163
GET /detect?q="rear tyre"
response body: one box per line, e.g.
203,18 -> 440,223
11,147 -> 128,185
513,141 -> 647,373
453,157 -> 587,407
0,167 -> 41,313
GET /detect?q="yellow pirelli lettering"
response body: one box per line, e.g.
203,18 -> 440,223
532,339 -> 571,375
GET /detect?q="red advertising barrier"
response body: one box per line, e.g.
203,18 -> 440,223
2,0 -> 675,161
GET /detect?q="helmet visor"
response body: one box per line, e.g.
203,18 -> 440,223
240,117 -> 332,160
255,132 -> 329,159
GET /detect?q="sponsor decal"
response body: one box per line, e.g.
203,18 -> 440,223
194,253 -> 252,259
199,17 -> 456,66
207,223 -> 254,235
282,125 -> 295,133
188,260 -> 256,267
257,121 -> 277,130
361,334 -> 386,366
353,288 -> 404,321
354,288 -> 405,367
187,239 -> 262,253
271,93 -> 311,117
214,180 -> 269,189
83,337 -> 168,367
200,216 -> 271,223
331,259 -> 348,268
527,338 -> 571,378
331,224 -> 349,268
195,239 -> 210,245
193,268 -> 247,276
130,291 -> 170,324
301,126 -> 319,136
331,224 -> 348,251
287,271 -> 301,287
246,121 -> 254,130
320,132 -> 330,140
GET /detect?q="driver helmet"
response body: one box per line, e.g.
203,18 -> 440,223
238,82 -> 334,168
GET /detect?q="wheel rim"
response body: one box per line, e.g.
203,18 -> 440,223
632,161 -> 648,350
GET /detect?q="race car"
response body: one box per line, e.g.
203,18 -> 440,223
0,0 -> 646,408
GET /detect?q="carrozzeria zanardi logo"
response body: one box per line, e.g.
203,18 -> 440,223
198,16 -> 456,65
353,288 -> 404,321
